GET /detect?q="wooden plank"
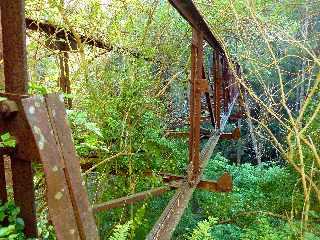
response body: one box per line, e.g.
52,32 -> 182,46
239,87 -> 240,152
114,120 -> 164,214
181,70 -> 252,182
45,94 -> 99,240
22,96 -> 81,240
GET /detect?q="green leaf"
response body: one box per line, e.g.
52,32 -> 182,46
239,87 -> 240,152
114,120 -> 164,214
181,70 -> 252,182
0,133 -> 16,148
0,211 -> 5,222
4,140 -> 16,148
1,133 -> 11,142
0,225 -> 15,237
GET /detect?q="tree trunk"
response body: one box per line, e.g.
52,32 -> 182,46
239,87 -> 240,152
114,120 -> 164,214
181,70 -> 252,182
244,96 -> 262,165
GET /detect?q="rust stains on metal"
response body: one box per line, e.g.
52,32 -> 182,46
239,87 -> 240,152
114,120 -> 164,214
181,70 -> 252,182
44,94 -> 99,239
150,172 -> 232,193
197,172 -> 232,192
213,52 -> 222,129
1,0 -> 28,94
0,93 -> 41,162
221,127 -> 241,140
25,18 -> 151,61
22,94 -> 99,239
188,28 -> 204,185
1,0 -> 37,236
146,95 -> 238,240
93,186 -> 174,213
25,18 -> 111,51
58,52 -> 72,108
22,95 -> 82,239
168,0 -> 224,53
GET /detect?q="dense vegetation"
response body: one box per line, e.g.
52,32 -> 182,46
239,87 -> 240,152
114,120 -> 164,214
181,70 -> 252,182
0,0 -> 319,239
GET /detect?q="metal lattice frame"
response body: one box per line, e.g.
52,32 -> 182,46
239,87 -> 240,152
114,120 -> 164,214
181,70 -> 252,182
0,0 -> 244,239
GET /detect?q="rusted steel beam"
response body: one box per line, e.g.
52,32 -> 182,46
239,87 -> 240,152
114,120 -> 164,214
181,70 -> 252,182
26,18 -> 111,51
222,58 -> 230,112
10,160 -> 37,236
146,95 -> 238,240
46,94 -> 99,239
0,10 -> 4,88
21,94 -> 99,239
203,66 -> 215,128
153,172 -> 232,192
1,0 -> 37,236
26,18 -> 151,61
168,0 -> 224,53
220,127 -> 241,140
213,51 -> 222,129
58,52 -> 72,108
0,93 -> 41,162
188,28 -> 203,184
93,186 -> 173,213
2,1 -> 28,94
197,173 -> 232,192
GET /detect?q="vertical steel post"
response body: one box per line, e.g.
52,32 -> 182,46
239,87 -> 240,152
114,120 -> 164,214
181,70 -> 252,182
0,8 -> 7,204
188,28 -> 203,184
1,0 -> 37,236
223,58 -> 229,112
59,52 -> 72,108
213,51 -> 221,129
0,9 -> 4,88
204,66 -> 215,127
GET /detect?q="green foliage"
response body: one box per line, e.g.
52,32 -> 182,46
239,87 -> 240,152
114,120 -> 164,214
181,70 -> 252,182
173,154 -> 308,239
67,109 -> 108,156
0,201 -> 25,240
109,221 -> 132,240
0,133 -> 16,148
187,217 -> 217,240
240,217 -> 320,240
37,214 -> 56,240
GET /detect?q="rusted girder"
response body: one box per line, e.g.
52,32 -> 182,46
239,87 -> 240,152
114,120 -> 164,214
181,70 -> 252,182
1,0 -> 37,236
25,18 -> 150,61
146,95 -> 238,240
154,172 -> 232,192
221,127 -> 240,140
213,51 -> 222,129
93,186 -> 175,213
26,18 -> 111,51
168,0 -> 224,53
